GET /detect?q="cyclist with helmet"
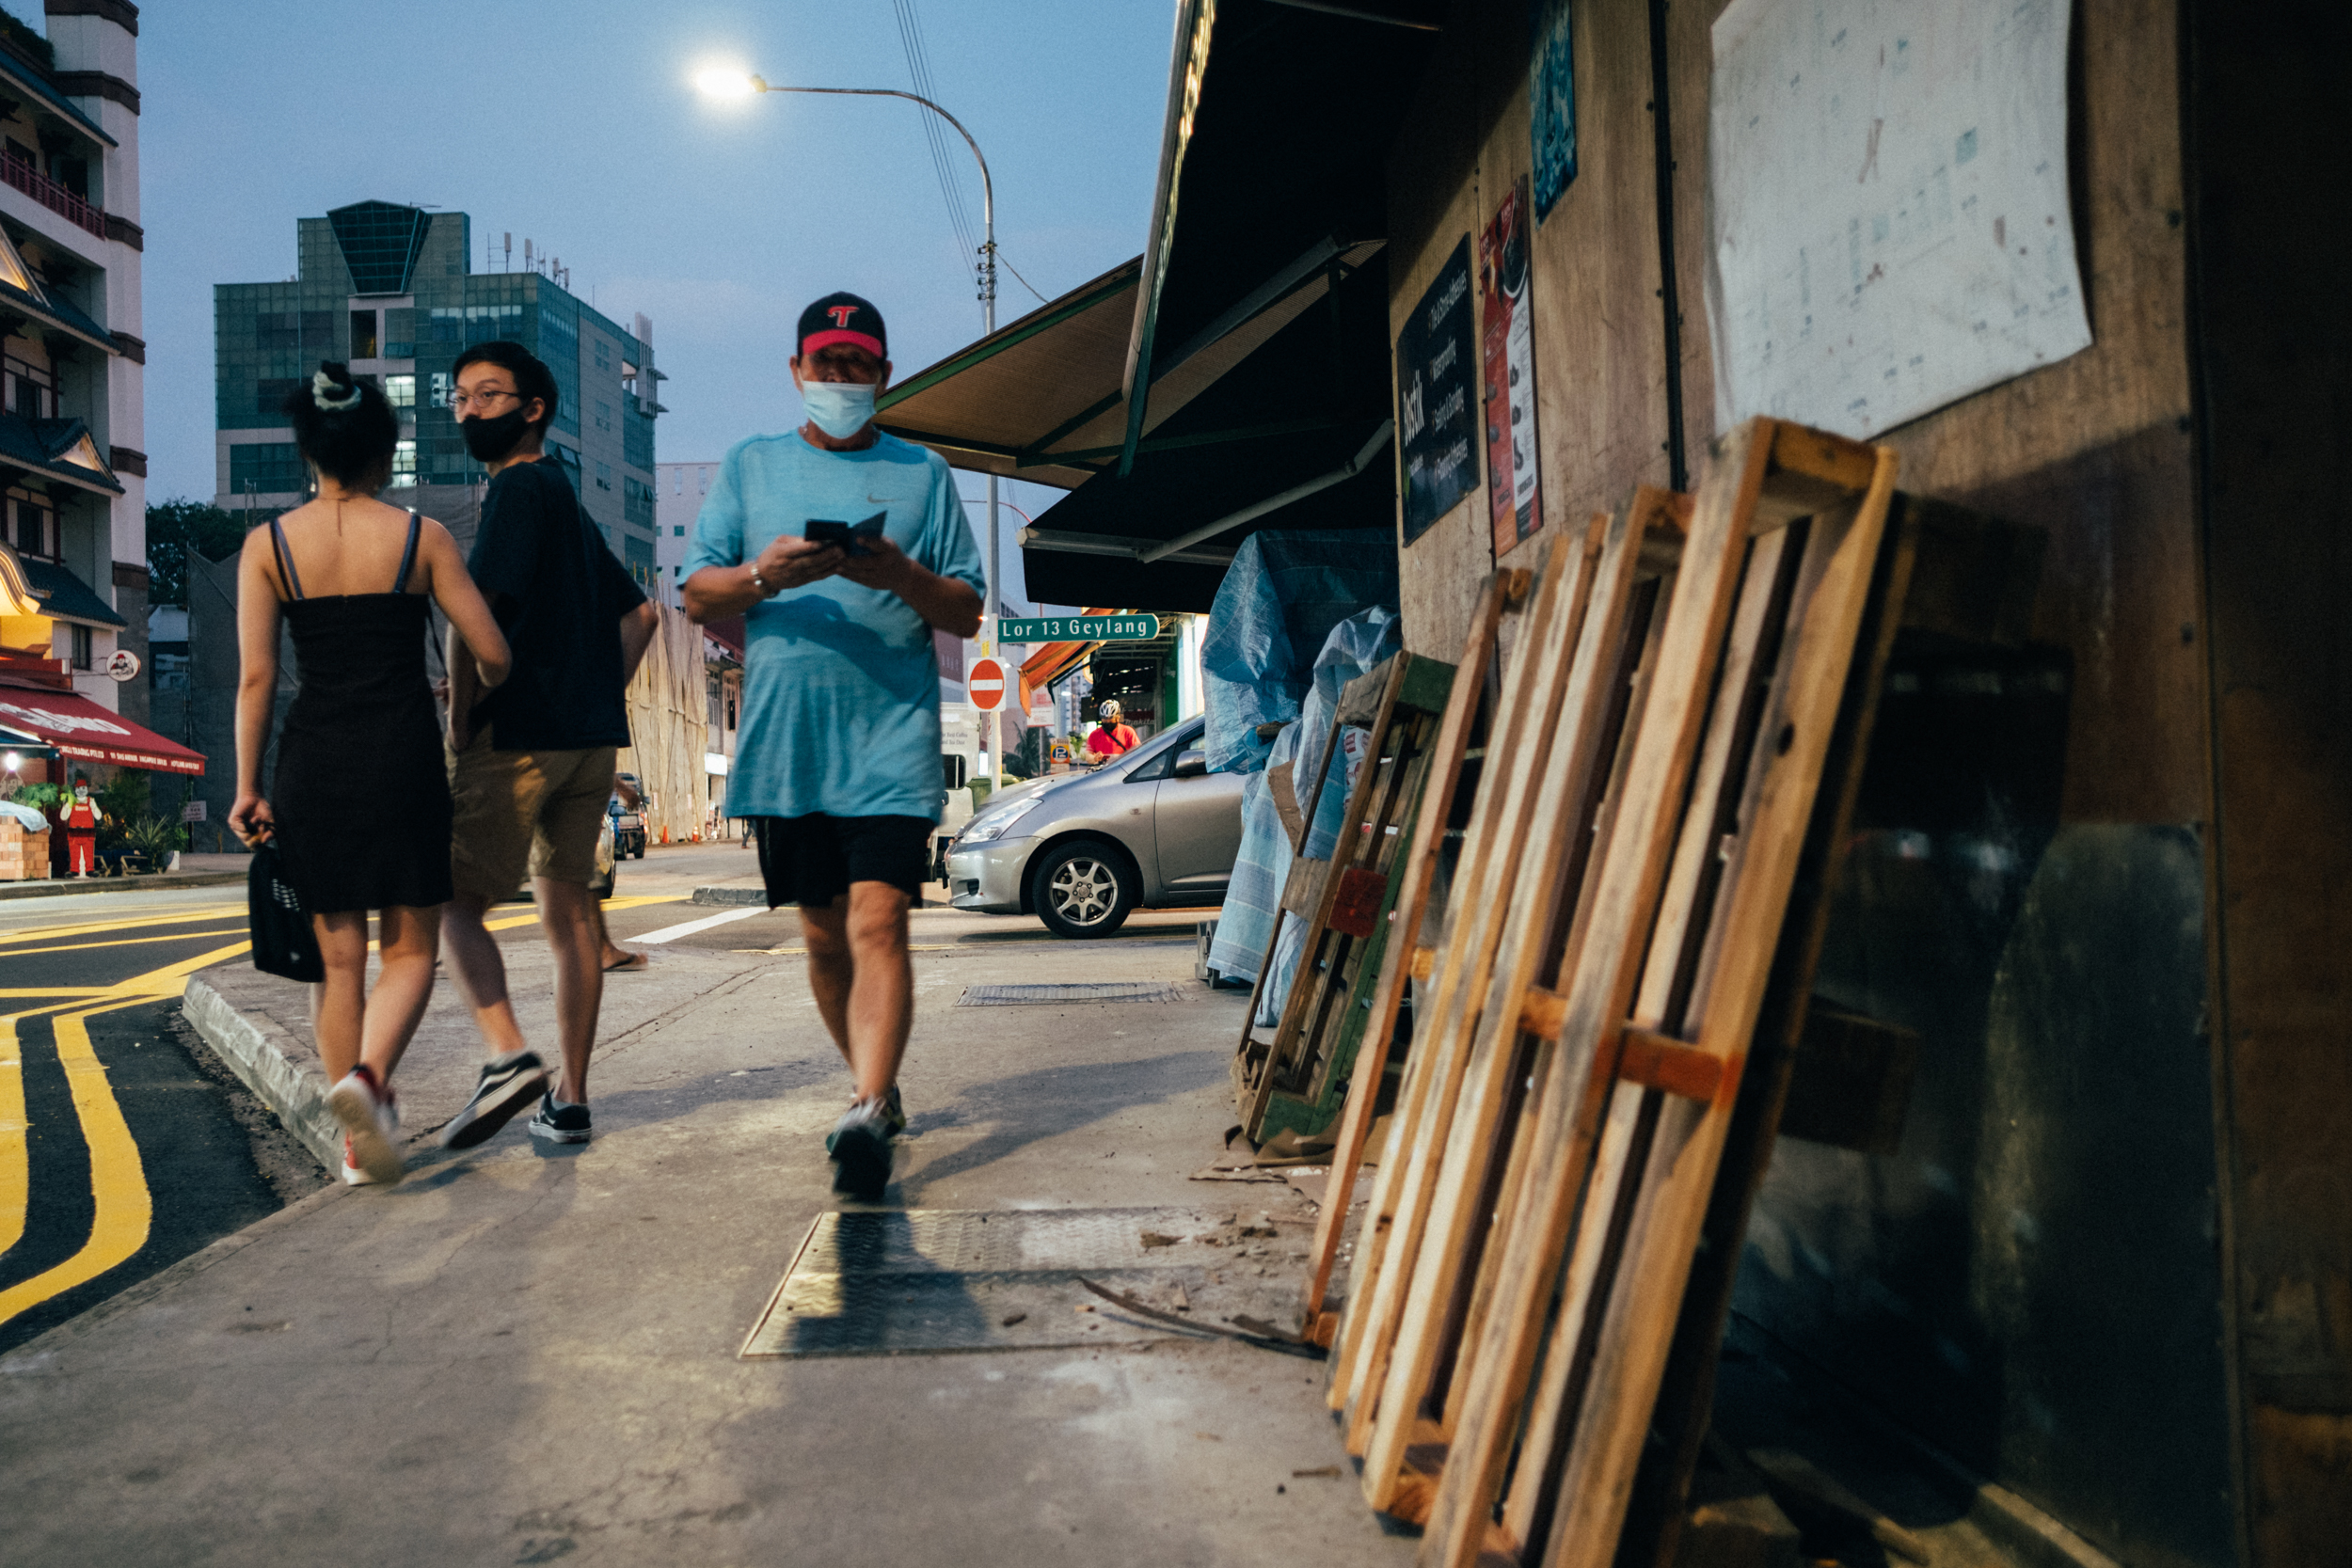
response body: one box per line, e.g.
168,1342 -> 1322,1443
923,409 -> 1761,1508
1084,699 -> 1140,761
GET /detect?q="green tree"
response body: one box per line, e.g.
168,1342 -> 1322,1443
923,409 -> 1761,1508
146,499 -> 251,607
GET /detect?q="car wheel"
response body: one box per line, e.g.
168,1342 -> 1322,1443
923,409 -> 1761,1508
1029,840 -> 1137,939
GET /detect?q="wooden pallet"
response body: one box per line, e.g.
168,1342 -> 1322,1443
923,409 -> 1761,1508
1295,568 -> 1526,1347
1232,641 -> 1472,1142
1332,488 -> 1692,1517
1407,418 -> 1899,1568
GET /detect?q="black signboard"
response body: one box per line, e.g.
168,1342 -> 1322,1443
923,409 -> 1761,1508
1395,236 -> 1479,545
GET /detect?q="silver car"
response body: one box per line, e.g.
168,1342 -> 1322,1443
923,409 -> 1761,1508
946,715 -> 1246,938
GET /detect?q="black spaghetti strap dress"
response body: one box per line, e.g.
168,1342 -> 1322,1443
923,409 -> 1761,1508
267,512 -> 454,914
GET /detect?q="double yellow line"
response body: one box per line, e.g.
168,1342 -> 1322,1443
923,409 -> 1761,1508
0,936 -> 253,1328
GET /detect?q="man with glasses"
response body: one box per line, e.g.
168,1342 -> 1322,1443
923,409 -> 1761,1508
437,341 -> 660,1152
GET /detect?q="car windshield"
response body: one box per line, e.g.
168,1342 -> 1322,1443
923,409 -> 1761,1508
1108,718 -> 1202,775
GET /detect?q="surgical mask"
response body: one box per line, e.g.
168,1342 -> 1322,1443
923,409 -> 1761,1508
799,379 -> 876,439
459,406 -> 532,463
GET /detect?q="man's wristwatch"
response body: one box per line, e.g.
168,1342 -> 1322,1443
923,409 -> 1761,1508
748,562 -> 777,598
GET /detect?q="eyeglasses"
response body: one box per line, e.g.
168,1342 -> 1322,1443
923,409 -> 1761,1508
448,388 -> 526,414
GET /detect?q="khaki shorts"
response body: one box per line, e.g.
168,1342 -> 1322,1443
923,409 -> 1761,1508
448,730 -> 617,901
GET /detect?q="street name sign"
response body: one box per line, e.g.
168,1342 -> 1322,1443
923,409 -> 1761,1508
996,614 -> 1160,642
968,657 -> 1007,711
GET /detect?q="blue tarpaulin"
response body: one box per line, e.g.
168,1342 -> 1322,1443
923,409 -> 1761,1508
1201,531 -> 1400,777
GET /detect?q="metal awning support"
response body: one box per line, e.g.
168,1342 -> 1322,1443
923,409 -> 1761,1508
1136,420 -> 1393,564
1018,528 -> 1238,567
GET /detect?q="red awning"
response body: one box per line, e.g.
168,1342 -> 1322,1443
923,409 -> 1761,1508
0,690 -> 206,775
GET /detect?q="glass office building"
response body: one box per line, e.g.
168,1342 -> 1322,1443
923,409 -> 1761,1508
215,200 -> 665,573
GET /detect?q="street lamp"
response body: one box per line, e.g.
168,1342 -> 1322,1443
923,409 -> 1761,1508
696,65 -> 1008,779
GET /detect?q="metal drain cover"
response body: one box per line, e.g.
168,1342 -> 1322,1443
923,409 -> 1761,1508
957,981 -> 1191,1006
739,1207 -> 1298,1357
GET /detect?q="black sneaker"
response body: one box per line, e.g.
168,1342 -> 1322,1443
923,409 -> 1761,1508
439,1049 -> 549,1149
829,1097 -> 895,1200
528,1093 -> 593,1145
825,1085 -> 907,1152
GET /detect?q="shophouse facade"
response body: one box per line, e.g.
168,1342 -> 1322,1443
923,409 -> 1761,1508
0,0 -> 146,724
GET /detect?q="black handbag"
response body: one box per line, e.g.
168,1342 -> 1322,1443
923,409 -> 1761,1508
247,838 -> 324,982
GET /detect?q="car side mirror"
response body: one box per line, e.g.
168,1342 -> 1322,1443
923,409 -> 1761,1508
1173,749 -> 1208,779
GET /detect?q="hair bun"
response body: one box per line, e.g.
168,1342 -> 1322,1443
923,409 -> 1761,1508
311,361 -> 361,411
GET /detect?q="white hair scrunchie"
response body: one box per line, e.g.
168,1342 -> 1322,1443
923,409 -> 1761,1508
311,370 -> 361,411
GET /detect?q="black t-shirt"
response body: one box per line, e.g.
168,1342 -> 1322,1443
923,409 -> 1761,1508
466,455 -> 646,751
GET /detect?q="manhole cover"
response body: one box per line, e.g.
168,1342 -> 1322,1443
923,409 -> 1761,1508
957,982 -> 1190,1006
739,1207 -> 1301,1357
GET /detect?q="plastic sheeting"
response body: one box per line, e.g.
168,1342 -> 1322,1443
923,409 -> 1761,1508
1204,721 -> 1297,986
1207,608 -> 1402,1019
1200,531 -> 1400,777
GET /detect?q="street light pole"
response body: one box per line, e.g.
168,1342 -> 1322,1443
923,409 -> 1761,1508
734,76 -> 1004,782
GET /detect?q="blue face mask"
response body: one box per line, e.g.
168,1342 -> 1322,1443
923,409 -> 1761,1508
800,378 -> 877,439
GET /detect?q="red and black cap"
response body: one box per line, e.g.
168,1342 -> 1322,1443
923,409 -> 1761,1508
797,292 -> 887,360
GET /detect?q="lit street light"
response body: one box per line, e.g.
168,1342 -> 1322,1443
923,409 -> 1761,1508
696,64 -> 1010,781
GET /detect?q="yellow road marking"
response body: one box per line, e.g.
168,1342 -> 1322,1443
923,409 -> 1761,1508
0,928 -> 248,958
0,904 -> 245,946
0,988 -> 116,997
0,1017 -> 24,1258
0,999 -> 153,1328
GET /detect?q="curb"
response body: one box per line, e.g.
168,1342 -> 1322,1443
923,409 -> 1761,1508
0,870 -> 245,901
180,974 -> 342,1173
691,884 -> 769,907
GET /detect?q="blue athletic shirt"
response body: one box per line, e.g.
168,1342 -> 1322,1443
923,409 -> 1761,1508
685,430 -> 986,822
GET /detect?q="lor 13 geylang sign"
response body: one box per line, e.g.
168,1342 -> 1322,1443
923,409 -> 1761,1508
1395,236 -> 1479,546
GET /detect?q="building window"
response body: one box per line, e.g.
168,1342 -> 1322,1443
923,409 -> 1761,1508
230,443 -> 307,495
349,309 -> 379,358
390,439 -> 417,488
9,492 -> 54,559
429,372 -> 452,408
595,400 -> 612,433
4,356 -> 56,420
69,624 -> 90,670
673,525 -> 684,537
595,461 -> 612,492
385,373 -> 415,409
256,378 -> 303,415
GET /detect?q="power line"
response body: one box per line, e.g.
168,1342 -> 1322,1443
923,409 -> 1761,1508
891,0 -> 981,293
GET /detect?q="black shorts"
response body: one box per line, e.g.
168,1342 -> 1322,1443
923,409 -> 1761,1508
752,814 -> 933,908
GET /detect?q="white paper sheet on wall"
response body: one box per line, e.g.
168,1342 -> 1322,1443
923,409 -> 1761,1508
1706,0 -> 2090,438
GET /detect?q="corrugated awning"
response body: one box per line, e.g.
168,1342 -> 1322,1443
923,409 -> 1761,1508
0,689 -> 206,775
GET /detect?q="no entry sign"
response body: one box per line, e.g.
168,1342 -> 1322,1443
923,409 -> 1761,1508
968,657 -> 1007,711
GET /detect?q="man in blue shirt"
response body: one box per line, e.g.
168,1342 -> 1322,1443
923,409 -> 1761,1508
683,292 -> 984,1200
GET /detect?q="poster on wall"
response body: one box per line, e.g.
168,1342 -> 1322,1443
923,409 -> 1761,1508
1529,0 -> 1577,220
1395,236 -> 1478,546
1706,0 -> 2091,439
1481,177 -> 1542,559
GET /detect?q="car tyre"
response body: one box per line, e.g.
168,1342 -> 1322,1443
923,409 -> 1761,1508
1029,839 -> 1138,939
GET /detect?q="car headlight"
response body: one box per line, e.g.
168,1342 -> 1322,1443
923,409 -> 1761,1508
956,795 -> 1041,846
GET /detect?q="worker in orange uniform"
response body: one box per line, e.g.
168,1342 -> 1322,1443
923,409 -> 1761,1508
1085,699 -> 1139,761
62,772 -> 103,877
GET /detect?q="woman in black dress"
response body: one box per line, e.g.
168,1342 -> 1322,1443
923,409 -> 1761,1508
229,363 -> 511,1187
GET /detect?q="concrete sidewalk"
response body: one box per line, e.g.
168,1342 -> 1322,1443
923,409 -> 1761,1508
0,906 -> 1406,1565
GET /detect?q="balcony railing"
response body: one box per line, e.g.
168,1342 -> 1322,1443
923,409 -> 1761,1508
0,155 -> 103,240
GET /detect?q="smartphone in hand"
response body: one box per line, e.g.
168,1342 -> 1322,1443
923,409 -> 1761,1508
804,511 -> 887,556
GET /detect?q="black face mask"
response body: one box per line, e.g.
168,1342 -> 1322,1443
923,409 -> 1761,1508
459,407 -> 531,463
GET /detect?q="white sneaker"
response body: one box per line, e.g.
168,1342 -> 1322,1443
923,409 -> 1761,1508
341,1135 -> 384,1186
328,1067 -> 404,1186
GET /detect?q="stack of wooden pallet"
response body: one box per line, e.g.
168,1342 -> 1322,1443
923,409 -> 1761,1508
1260,416 -> 1917,1567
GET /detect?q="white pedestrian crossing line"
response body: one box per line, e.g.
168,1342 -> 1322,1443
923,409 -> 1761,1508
632,905 -> 771,944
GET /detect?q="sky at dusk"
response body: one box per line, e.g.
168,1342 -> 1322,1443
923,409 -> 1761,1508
131,0 -> 1176,586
